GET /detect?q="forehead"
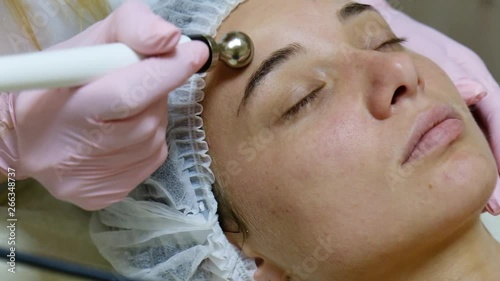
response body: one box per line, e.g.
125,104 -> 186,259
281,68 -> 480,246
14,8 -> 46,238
205,0 -> 372,109
207,0 -> 353,82
216,0 -> 351,45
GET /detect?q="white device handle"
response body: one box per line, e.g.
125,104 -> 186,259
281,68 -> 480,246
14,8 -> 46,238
0,35 -> 192,92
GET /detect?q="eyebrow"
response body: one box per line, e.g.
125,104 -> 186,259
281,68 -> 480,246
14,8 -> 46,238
238,43 -> 305,115
338,2 -> 376,23
238,2 -> 375,115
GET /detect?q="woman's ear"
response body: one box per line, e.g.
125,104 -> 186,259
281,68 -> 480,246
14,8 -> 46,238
251,257 -> 288,281
225,232 -> 288,281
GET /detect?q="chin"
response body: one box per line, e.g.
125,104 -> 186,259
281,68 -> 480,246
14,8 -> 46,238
432,142 -> 497,219
406,144 -> 497,248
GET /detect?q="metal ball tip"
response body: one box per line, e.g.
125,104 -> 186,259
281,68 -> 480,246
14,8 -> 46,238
218,31 -> 254,69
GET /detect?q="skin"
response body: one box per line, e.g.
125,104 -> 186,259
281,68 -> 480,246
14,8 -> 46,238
202,0 -> 500,280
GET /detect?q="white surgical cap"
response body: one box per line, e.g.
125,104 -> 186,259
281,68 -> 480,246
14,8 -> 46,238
89,0 -> 256,280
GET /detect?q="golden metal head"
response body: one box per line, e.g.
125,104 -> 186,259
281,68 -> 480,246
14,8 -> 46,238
190,31 -> 254,73
218,31 -> 254,69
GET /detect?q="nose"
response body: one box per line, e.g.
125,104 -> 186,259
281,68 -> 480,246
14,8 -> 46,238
360,51 -> 421,120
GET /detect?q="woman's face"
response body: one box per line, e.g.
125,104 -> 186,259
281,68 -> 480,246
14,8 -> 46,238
202,0 -> 498,280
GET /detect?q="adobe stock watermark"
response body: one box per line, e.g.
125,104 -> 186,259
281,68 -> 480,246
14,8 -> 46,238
5,168 -> 17,274
215,16 -> 406,187
6,0 -> 75,53
286,234 -> 335,280
356,0 -> 414,31
385,102 -> 477,189
52,62 -> 171,184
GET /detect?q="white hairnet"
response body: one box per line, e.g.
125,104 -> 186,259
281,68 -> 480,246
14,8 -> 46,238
89,1 -> 256,280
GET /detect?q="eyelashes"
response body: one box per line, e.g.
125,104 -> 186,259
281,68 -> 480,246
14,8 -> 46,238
282,86 -> 324,120
376,36 -> 407,51
280,37 -> 407,121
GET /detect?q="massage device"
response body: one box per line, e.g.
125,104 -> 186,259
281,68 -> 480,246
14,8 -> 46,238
0,31 -> 254,91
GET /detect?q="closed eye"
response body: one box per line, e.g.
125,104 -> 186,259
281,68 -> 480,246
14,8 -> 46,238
376,37 -> 407,51
280,37 -> 406,121
282,85 -> 325,120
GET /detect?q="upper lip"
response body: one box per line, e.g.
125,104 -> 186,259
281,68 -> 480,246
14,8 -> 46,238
401,104 -> 462,165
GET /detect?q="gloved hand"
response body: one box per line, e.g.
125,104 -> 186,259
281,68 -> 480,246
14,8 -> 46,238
358,0 -> 500,215
0,0 -> 209,210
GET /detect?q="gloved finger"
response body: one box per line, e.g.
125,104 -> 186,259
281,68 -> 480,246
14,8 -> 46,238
44,138 -> 169,211
443,22 -> 500,173
49,0 -> 181,55
103,0 -> 181,55
485,178 -> 500,215
464,92 -> 487,107
476,91 -> 500,170
79,41 -> 208,121
71,99 -> 167,153
75,142 -> 168,211
95,126 -> 167,169
87,104 -> 168,164
454,78 -> 488,106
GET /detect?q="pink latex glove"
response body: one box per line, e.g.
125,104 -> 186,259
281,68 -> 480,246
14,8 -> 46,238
358,0 -> 500,215
0,0 -> 208,210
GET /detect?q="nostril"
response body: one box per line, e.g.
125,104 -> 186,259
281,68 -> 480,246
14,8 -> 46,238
391,85 -> 407,104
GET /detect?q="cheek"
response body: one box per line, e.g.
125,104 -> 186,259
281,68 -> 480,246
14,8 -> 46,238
415,56 -> 498,213
293,108 -> 368,168
257,110 -> 395,233
296,108 -> 388,188
436,149 -> 496,197
415,55 -> 465,104
429,121 -> 498,217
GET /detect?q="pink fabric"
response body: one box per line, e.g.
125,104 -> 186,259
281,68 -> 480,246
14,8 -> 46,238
0,92 -> 21,177
357,0 -> 500,215
0,1 -> 208,210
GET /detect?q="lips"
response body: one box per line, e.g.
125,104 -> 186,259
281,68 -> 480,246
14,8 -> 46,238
402,104 -> 465,166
